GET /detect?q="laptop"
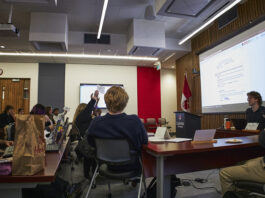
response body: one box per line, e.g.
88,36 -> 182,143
46,120 -> 64,152
231,119 -> 247,130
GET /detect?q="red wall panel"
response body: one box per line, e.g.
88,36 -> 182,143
137,67 -> 161,121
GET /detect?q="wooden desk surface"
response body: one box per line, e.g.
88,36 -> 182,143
143,135 -> 265,177
145,135 -> 260,156
0,137 -> 69,183
215,129 -> 260,138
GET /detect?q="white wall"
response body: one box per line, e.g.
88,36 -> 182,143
161,69 -> 177,132
0,63 -> 38,111
65,64 -> 138,121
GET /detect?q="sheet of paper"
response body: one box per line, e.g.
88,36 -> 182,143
193,129 -> 216,141
148,137 -> 191,143
97,85 -> 105,94
164,138 -> 191,143
155,127 -> 167,138
245,122 -> 259,130
148,137 -> 165,142
147,132 -> 155,137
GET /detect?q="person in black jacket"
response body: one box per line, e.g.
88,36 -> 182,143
0,105 -> 15,128
220,130 -> 265,195
75,90 -> 99,137
246,91 -> 265,130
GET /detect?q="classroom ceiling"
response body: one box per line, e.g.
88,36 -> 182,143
0,0 -> 242,67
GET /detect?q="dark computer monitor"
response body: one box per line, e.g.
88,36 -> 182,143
231,119 -> 247,130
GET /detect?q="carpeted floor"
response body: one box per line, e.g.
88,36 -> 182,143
80,169 -> 222,198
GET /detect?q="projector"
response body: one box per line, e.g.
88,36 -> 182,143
0,24 -> 20,37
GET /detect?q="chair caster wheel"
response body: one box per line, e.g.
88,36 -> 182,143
107,193 -> 112,198
92,183 -> 96,189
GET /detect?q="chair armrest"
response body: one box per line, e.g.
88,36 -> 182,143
235,181 -> 265,194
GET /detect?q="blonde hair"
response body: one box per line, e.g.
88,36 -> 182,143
72,103 -> 87,124
104,86 -> 129,113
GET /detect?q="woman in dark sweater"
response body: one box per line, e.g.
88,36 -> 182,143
75,90 -> 99,137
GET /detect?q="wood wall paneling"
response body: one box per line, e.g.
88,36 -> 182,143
176,0 -> 265,129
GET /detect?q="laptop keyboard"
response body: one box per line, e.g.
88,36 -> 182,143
2,144 -> 60,157
45,144 -> 59,152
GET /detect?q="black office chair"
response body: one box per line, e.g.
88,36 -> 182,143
85,138 -> 147,198
234,181 -> 265,197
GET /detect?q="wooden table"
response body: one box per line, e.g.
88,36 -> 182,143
0,137 -> 70,198
215,129 -> 260,138
142,135 -> 265,198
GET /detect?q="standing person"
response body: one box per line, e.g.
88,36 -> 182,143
87,86 -> 148,172
0,105 -> 15,128
246,91 -> 265,130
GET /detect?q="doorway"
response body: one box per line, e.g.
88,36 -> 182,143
0,78 -> 30,114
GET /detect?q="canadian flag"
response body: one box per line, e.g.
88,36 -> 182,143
181,74 -> 192,112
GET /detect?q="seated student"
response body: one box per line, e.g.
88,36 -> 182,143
45,106 -> 55,124
86,86 -> 148,172
0,105 -> 15,128
75,90 -> 99,137
18,108 -> 24,115
52,108 -> 67,123
92,108 -> 102,119
30,104 -> 54,132
246,91 -> 265,130
219,129 -> 265,195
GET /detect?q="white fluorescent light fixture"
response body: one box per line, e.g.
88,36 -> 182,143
0,52 -> 158,61
97,0 -> 109,39
162,52 -> 176,62
178,0 -> 242,45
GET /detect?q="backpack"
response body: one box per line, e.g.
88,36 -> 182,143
142,176 -> 180,198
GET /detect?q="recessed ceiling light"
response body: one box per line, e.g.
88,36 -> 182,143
0,46 -> 5,49
171,66 -> 175,68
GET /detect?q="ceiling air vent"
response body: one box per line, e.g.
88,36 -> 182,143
131,47 -> 160,56
166,0 -> 214,17
84,34 -> 110,44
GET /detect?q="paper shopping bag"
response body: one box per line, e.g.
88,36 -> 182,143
12,115 -> 46,175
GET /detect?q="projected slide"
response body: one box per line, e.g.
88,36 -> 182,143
200,23 -> 265,113
80,84 -> 123,108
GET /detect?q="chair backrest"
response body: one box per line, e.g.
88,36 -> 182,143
94,138 -> 133,164
146,118 -> 156,125
235,181 -> 265,195
158,118 -> 166,126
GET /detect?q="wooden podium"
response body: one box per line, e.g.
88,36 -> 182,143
175,111 -> 201,138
